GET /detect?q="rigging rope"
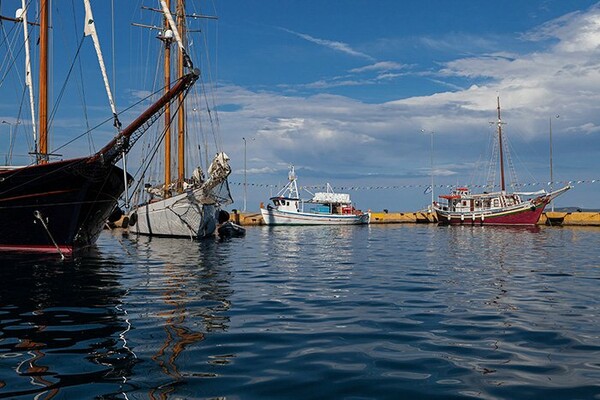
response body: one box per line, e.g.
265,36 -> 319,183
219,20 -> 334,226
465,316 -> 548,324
228,179 -> 598,192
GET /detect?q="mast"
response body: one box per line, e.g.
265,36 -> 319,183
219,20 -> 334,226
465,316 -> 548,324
38,0 -> 49,164
176,0 -> 186,191
163,0 -> 172,198
20,2 -> 38,157
496,97 -> 506,192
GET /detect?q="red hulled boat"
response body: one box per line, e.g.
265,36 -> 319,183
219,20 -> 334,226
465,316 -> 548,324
433,98 -> 571,226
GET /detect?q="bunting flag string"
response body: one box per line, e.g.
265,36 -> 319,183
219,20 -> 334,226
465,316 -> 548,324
228,179 -> 598,191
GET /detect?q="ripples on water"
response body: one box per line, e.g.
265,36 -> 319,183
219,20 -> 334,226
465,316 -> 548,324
1,225 -> 600,399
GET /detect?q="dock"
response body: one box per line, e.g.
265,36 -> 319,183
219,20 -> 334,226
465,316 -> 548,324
229,210 -> 600,226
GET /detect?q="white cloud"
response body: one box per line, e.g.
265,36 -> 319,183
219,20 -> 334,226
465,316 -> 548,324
280,28 -> 375,61
350,61 -> 405,73
221,6 -> 600,209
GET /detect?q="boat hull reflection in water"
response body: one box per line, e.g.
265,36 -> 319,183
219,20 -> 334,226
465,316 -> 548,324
2,226 -> 600,399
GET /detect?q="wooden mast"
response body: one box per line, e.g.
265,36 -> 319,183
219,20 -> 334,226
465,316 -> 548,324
38,0 -> 49,164
496,97 -> 506,192
176,0 -> 186,191
163,0 -> 172,198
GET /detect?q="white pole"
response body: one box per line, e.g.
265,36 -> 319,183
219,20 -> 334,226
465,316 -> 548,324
422,129 -> 434,209
550,115 -> 559,212
243,137 -> 247,212
18,2 -> 37,155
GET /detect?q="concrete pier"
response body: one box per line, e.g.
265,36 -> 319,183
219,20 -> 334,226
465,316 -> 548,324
230,210 -> 600,227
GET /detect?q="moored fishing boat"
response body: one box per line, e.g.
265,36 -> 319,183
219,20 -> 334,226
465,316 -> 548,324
433,97 -> 571,225
260,166 -> 370,225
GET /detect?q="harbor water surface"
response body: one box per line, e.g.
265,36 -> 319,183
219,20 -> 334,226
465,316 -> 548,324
1,225 -> 599,399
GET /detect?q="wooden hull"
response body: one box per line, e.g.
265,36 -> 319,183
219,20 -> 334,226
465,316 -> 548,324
129,190 -> 217,238
0,158 -> 128,254
260,207 -> 370,225
435,199 -> 548,226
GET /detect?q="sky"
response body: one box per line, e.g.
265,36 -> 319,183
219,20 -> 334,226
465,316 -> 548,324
1,1 -> 600,212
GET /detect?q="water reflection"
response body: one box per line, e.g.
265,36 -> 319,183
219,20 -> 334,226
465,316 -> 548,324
126,235 -> 233,398
0,250 -> 133,399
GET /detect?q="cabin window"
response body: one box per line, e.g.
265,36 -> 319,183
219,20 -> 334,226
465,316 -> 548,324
274,200 -> 279,206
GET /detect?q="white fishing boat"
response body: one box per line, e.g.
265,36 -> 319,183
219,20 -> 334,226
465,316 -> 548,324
127,1 -> 233,239
260,167 -> 370,225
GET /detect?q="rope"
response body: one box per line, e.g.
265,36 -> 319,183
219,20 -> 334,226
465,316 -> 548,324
229,179 -> 598,191
33,210 -> 65,260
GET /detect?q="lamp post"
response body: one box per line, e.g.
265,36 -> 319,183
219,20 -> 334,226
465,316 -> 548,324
2,121 -> 13,165
421,129 -> 434,209
242,137 -> 254,212
549,115 -> 559,212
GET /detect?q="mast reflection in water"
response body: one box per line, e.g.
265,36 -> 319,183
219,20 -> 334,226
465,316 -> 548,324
3,225 -> 600,399
0,233 -> 234,399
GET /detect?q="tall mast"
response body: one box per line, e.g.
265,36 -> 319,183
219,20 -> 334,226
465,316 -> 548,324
20,1 -> 37,157
38,0 -> 49,164
176,0 -> 186,191
496,97 -> 506,192
163,0 -> 172,198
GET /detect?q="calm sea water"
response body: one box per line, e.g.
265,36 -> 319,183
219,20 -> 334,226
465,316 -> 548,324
1,224 -> 600,399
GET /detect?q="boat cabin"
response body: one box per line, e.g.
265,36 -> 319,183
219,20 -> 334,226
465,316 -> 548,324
437,187 -> 523,213
269,196 -> 300,212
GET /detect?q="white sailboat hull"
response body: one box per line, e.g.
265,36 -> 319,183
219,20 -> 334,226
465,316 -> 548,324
260,207 -> 369,225
130,190 -> 217,238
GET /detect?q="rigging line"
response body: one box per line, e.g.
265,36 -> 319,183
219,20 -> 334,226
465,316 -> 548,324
70,0 -> 94,154
197,75 -> 220,155
0,79 -> 176,194
9,85 -> 29,163
0,158 -> 87,197
126,88 -> 191,204
193,13 -> 222,151
47,34 -> 85,134
0,20 -> 27,89
50,80 -> 172,155
0,197 -> 116,210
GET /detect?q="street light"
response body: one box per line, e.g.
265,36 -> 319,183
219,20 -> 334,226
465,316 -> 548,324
421,129 -> 434,209
549,115 -> 559,212
2,120 -> 13,165
242,136 -> 255,212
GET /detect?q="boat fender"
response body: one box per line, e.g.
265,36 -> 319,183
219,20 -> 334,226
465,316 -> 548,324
218,210 -> 230,224
129,212 -> 137,226
121,216 -> 130,229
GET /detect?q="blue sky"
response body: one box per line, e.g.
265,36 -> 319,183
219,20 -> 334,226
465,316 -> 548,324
2,1 -> 600,211
212,0 -> 600,211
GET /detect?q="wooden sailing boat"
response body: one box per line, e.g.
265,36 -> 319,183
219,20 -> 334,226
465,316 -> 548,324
0,1 -> 199,256
127,0 -> 232,239
433,97 -> 571,225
